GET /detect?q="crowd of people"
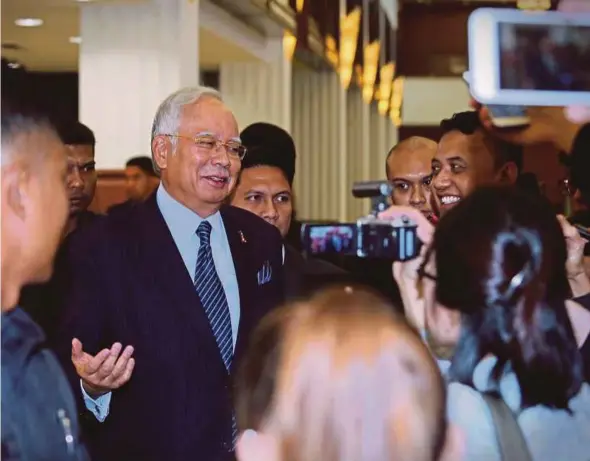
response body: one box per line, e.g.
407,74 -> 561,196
2,1 -> 590,460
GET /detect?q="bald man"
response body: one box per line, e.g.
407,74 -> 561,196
386,137 -> 438,221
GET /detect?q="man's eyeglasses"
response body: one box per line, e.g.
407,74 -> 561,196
164,134 -> 247,160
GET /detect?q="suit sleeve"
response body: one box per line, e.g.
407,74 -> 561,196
53,229 -> 113,422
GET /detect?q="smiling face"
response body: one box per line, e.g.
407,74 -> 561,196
386,141 -> 436,220
231,165 -> 293,238
152,96 -> 241,217
431,130 -> 498,216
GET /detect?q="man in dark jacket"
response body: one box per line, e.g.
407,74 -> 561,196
1,99 -> 89,460
232,122 -> 348,299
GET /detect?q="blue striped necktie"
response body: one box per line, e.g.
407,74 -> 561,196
194,221 -> 238,447
194,221 -> 233,371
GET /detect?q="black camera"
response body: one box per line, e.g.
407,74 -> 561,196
300,181 -> 422,261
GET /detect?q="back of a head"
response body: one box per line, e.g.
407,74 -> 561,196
262,287 -> 446,461
440,111 -> 523,174
126,156 -> 157,177
1,97 -> 56,167
433,186 -> 582,409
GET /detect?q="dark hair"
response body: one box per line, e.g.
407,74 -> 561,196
434,186 -> 582,409
126,156 -> 157,177
235,306 -> 294,430
440,111 -> 523,173
240,122 -> 296,185
55,121 -> 96,148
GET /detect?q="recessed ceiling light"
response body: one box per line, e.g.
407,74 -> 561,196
75,0 -> 95,2
69,36 -> 82,44
15,18 -> 44,27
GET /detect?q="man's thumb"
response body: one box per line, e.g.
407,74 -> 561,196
71,338 -> 84,361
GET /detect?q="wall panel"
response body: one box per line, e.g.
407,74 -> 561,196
219,39 -> 291,132
292,69 -> 398,222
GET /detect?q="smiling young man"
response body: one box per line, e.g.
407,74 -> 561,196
432,111 -> 522,216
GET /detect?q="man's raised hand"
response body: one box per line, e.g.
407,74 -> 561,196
71,338 -> 135,398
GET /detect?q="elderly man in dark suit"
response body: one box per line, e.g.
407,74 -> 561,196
56,87 -> 284,461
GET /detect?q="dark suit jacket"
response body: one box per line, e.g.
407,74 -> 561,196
55,195 -> 284,461
283,244 -> 350,300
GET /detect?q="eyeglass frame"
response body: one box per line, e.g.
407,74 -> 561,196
161,133 -> 247,160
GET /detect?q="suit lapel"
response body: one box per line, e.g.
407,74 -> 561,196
135,195 -> 224,368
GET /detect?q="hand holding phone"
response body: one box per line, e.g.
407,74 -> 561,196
463,72 -> 530,128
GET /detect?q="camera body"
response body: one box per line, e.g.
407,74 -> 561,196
300,181 -> 422,261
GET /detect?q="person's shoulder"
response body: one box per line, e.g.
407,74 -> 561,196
66,204 -> 146,258
222,205 -> 281,238
107,200 -> 133,215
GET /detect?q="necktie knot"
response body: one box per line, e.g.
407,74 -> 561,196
197,220 -> 212,244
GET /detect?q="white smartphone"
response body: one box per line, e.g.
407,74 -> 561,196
462,71 -> 530,128
468,8 -> 590,107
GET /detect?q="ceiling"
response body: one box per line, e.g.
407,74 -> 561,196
1,0 -> 261,72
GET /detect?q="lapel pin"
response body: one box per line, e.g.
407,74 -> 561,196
238,230 -> 247,243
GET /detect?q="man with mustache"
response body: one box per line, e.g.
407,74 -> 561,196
59,121 -> 98,235
20,120 -> 98,340
386,136 -> 438,222
56,86 -> 284,461
432,111 -> 522,216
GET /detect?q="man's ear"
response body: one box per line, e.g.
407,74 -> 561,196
236,430 -> 279,461
152,136 -> 170,172
3,165 -> 29,221
497,162 -> 519,185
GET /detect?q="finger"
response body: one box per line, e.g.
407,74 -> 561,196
112,357 -> 135,388
378,206 -> 434,244
565,106 -> 590,124
469,98 -> 482,111
71,338 -> 84,361
84,348 -> 111,375
556,215 -> 576,237
110,345 -> 135,381
93,343 -> 123,380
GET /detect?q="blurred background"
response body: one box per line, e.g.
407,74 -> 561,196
1,0 -> 566,221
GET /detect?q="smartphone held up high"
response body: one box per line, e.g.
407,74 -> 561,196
467,8 -> 590,107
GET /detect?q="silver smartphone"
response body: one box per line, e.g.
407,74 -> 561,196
468,8 -> 590,107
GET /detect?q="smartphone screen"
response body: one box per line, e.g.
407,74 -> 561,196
301,224 -> 356,256
487,104 -> 527,118
499,22 -> 590,92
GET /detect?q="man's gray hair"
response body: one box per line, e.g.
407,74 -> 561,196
150,86 -> 223,175
1,103 -> 57,167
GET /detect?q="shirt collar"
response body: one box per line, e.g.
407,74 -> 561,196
156,184 -> 223,240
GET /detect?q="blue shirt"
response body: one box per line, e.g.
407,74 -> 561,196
83,184 -> 241,421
